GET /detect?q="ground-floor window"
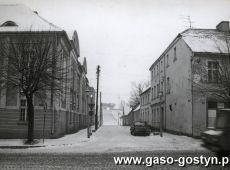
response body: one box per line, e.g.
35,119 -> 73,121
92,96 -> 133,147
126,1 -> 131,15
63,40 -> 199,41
207,101 -> 217,128
207,101 -> 229,128
20,99 -> 27,121
207,109 -> 216,128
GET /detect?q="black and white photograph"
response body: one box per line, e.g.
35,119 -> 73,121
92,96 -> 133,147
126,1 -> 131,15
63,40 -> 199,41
0,0 -> 230,169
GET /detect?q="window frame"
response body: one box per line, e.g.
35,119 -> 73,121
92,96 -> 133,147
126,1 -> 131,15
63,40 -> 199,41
207,60 -> 219,83
20,98 -> 27,122
173,47 -> 177,62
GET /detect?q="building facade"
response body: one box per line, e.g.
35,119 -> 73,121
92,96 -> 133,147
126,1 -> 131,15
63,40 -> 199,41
121,103 -> 140,126
0,5 -> 94,139
149,21 -> 230,137
140,88 -> 151,125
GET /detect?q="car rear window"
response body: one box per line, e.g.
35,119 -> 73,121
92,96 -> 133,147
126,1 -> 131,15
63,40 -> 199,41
134,122 -> 145,126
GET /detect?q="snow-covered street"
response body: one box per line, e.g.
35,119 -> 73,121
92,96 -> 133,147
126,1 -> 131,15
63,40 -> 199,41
0,110 -> 206,153
0,125 -> 205,153
103,109 -> 118,125
0,110 -> 212,169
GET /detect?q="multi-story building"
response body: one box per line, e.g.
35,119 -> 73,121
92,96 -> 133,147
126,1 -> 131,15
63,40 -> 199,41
139,87 -> 151,124
0,4 -> 94,138
149,21 -> 230,137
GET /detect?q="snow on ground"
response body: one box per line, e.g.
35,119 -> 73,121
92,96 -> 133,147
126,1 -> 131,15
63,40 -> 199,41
103,109 -> 118,125
0,125 -> 206,153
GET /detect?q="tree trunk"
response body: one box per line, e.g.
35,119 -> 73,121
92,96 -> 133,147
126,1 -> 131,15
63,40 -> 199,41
26,94 -> 34,144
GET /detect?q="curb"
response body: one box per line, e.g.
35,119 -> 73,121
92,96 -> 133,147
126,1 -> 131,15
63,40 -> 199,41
0,145 -> 45,149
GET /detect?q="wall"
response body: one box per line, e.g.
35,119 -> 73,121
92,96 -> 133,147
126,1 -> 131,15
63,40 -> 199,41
165,38 -> 193,135
0,32 -> 89,139
191,54 -> 230,137
0,108 -> 68,139
140,89 -> 151,125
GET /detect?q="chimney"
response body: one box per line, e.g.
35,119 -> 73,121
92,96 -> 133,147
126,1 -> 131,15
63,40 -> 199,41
216,21 -> 230,32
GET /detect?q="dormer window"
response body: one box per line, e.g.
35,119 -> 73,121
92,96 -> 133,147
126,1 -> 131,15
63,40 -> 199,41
1,21 -> 18,27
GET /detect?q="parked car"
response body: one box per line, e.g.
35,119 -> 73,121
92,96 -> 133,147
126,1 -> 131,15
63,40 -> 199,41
130,121 -> 151,136
201,109 -> 230,157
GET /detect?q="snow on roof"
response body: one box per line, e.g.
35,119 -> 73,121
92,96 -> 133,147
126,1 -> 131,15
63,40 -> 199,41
0,4 -> 62,32
66,30 -> 75,40
181,29 -> 230,54
140,87 -> 151,96
122,107 -> 130,116
133,105 -> 140,111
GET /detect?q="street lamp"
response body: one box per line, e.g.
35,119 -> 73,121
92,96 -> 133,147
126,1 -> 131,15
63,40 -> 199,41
87,94 -> 95,138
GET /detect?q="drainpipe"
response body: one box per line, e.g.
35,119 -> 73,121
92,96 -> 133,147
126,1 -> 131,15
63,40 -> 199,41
191,53 -> 194,136
51,96 -> 55,134
164,55 -> 167,131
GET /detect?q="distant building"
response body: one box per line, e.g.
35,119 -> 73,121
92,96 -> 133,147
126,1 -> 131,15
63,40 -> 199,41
0,4 -> 94,138
121,103 -> 140,126
102,103 -> 115,110
140,87 -> 151,125
149,21 -> 230,137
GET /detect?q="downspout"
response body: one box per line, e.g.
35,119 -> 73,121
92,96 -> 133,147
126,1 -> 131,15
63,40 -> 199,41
51,99 -> 54,134
191,53 -> 194,136
51,33 -> 58,135
164,55 -> 166,131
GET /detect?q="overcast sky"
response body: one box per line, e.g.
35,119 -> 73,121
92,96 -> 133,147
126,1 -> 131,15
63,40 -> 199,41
1,0 -> 230,106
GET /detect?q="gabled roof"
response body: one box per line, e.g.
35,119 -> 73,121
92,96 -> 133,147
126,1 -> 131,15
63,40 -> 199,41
181,29 -> 230,54
0,4 -> 62,32
149,26 -> 230,70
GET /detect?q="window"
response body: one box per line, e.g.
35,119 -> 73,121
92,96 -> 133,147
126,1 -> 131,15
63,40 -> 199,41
208,61 -> 218,83
173,47 -> 177,62
157,65 -> 159,75
166,77 -> 170,93
77,95 -> 79,112
166,54 -> 169,67
154,68 -> 155,77
151,71 -> 153,81
161,60 -> 163,72
161,81 -> 163,94
157,84 -> 159,97
207,110 -> 216,128
154,86 -> 156,99
151,88 -> 153,101
147,110 -> 149,121
20,99 -> 27,121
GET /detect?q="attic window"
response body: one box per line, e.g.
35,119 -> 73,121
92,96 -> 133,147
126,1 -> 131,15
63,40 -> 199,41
1,21 -> 18,27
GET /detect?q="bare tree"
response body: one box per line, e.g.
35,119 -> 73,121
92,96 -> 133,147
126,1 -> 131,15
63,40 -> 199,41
128,81 -> 150,107
0,31 -> 69,144
192,34 -> 230,104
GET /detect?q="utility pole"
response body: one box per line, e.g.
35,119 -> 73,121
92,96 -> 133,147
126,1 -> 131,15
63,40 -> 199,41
100,92 -> 103,126
95,65 -> 100,130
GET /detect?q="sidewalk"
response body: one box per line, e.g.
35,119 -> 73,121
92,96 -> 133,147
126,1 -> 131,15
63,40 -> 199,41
0,126 -> 94,149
